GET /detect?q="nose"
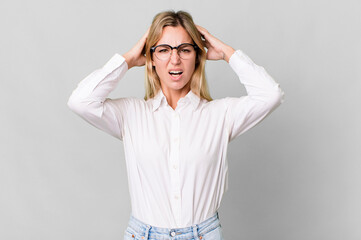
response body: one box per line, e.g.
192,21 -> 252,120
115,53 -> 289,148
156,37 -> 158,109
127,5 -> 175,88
170,49 -> 181,64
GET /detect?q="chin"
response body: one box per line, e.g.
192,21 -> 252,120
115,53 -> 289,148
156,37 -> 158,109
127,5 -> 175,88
171,81 -> 190,89
160,75 -> 191,91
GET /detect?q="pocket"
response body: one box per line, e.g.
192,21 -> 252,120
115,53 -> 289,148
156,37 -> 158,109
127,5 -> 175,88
199,225 -> 224,240
123,226 -> 137,240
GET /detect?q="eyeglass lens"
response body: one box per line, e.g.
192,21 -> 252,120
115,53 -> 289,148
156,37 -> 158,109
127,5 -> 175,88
154,44 -> 195,60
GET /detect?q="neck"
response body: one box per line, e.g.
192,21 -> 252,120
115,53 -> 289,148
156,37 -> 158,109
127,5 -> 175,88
161,85 -> 191,110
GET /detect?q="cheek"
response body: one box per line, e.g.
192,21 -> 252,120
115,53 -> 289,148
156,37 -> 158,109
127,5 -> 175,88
153,61 -> 167,75
186,60 -> 196,75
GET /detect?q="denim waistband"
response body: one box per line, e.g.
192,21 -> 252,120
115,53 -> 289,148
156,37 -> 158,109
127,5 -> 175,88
125,212 -> 221,240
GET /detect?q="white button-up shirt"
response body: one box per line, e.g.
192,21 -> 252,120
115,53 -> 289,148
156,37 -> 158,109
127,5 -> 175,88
67,50 -> 285,228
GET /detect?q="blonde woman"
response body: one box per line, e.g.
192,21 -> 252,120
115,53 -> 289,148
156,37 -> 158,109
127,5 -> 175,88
68,10 -> 284,240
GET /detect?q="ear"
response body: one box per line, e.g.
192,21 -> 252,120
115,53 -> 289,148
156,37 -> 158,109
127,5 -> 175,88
152,60 -> 155,66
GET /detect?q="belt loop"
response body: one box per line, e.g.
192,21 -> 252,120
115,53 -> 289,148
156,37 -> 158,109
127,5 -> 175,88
216,211 -> 222,227
144,224 -> 151,239
192,225 -> 199,240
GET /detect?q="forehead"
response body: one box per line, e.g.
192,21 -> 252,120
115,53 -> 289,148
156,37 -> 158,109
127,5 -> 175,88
156,26 -> 193,46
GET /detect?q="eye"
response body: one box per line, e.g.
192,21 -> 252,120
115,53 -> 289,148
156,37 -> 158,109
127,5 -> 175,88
158,48 -> 169,53
179,46 -> 193,53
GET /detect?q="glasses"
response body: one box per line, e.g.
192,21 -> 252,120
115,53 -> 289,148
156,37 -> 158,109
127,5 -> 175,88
150,43 -> 198,61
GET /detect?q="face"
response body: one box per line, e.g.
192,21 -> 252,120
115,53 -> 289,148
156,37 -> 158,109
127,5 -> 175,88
152,26 -> 196,94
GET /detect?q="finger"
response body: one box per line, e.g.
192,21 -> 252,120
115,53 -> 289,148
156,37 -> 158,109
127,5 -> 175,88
137,27 -> 150,48
143,27 -> 150,40
204,40 -> 211,49
196,25 -> 208,39
196,25 -> 207,34
197,25 -> 219,46
140,32 -> 148,45
202,37 -> 211,48
199,38 -> 208,49
137,27 -> 150,53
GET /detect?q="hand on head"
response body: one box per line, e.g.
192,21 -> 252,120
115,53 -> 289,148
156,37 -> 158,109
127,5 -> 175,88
123,27 -> 150,69
123,23 -> 236,70
196,25 -> 235,63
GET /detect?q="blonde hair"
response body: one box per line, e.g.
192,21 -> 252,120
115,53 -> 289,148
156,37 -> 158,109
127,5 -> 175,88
144,10 -> 212,102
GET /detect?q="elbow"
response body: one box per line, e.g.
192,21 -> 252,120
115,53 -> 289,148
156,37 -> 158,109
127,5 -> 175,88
266,88 -> 285,111
275,88 -> 285,105
67,94 -> 85,115
67,94 -> 77,111
67,94 -> 104,118
263,88 -> 285,111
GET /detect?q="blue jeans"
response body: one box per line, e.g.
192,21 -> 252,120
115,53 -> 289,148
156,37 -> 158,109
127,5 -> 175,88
124,212 -> 224,240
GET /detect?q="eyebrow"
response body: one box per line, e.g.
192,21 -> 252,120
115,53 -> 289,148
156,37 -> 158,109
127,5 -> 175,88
157,42 -> 193,45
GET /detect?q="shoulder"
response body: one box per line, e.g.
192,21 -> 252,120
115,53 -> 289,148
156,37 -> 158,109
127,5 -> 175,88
106,97 -> 152,112
201,96 -> 249,112
199,97 -> 228,111
202,97 -> 227,106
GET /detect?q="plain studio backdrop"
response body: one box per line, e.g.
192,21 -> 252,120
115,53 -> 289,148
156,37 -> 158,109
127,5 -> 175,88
0,0 -> 360,239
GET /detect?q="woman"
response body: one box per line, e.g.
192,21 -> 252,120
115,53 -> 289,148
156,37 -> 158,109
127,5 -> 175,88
68,10 -> 284,240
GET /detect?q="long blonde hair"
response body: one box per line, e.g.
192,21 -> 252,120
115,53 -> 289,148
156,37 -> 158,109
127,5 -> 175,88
144,10 -> 212,101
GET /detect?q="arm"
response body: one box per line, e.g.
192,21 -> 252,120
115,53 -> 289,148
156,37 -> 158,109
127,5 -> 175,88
196,25 -> 285,142
67,28 -> 149,140
67,54 -> 129,140
225,50 -> 284,141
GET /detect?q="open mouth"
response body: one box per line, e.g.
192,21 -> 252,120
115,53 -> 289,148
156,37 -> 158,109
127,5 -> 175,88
169,71 -> 183,76
169,71 -> 183,80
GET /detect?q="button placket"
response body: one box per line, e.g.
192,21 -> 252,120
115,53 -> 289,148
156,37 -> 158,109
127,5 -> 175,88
170,110 -> 181,226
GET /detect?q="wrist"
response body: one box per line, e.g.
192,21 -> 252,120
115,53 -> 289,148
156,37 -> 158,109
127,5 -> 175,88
222,46 -> 235,63
122,52 -> 134,69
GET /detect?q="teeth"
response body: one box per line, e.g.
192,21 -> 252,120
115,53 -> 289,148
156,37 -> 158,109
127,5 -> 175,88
169,71 -> 183,74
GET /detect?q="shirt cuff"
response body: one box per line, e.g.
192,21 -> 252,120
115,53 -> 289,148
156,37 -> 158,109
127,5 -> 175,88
103,53 -> 128,72
228,49 -> 254,73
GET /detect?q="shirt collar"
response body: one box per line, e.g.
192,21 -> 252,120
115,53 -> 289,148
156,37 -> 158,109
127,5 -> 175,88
152,89 -> 201,112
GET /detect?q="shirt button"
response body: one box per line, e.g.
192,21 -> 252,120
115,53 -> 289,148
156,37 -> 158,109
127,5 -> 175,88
171,232 -> 176,237
174,195 -> 180,200
173,137 -> 179,142
173,164 -> 178,170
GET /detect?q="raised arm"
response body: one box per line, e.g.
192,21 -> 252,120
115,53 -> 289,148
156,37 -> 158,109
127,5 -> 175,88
67,28 -> 149,140
197,25 -> 285,142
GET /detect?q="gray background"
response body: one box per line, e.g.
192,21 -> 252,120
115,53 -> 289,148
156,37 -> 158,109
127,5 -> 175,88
1,0 -> 360,239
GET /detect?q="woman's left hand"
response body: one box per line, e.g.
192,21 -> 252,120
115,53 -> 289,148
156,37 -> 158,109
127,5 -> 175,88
196,25 -> 235,63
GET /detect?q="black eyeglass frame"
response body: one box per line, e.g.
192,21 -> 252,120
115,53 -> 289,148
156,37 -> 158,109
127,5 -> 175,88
150,43 -> 199,58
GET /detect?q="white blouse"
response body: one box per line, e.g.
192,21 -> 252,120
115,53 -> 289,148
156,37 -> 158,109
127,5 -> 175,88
67,49 -> 284,228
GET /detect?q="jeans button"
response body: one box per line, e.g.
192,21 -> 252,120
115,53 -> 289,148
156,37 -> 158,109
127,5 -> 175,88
170,231 -> 176,237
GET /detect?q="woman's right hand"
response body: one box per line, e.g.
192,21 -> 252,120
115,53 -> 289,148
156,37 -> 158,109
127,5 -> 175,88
123,27 -> 150,69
